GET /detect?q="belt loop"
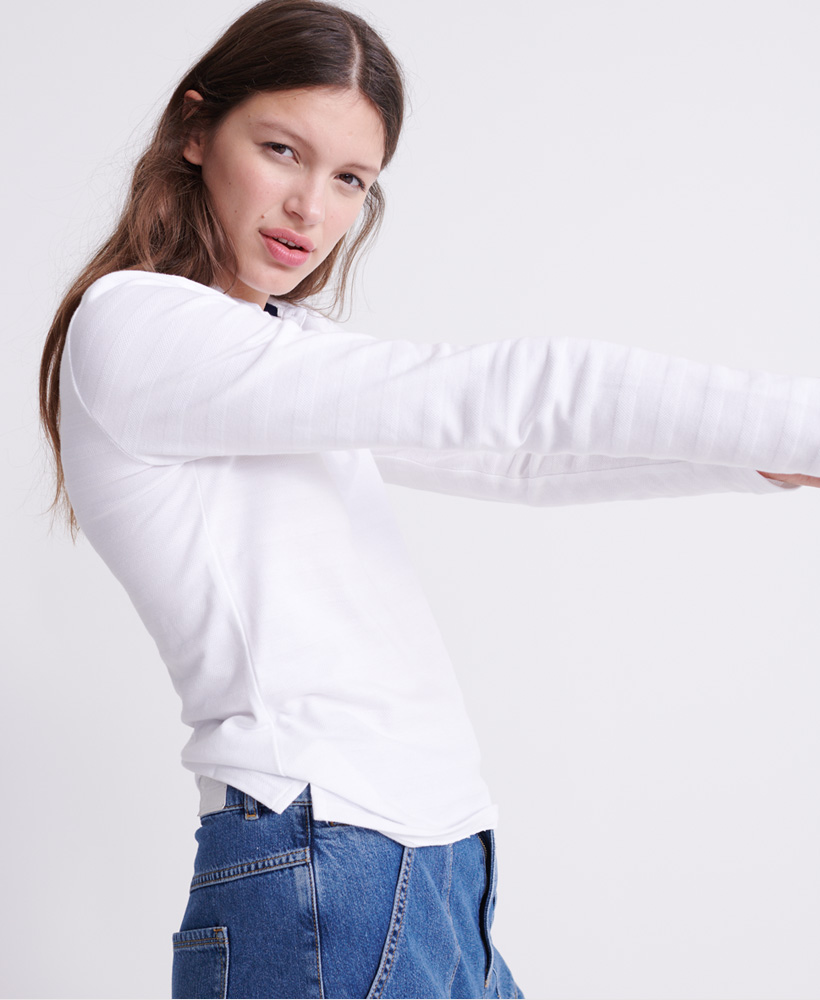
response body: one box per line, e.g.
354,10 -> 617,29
243,792 -> 259,820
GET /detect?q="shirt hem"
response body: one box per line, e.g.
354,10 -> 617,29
190,768 -> 498,846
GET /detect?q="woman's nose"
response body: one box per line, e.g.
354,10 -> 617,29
284,177 -> 325,226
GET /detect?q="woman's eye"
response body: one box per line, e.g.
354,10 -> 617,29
266,142 -> 295,159
339,173 -> 366,191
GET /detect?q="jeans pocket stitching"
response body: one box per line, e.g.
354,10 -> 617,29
305,843 -> 326,998
366,846 -> 415,999
190,848 -> 309,891
172,925 -> 229,999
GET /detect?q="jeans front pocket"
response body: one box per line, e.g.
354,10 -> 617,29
365,846 -> 415,999
308,817 -> 408,999
172,925 -> 229,999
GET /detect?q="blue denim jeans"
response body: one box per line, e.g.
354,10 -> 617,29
172,783 -> 524,998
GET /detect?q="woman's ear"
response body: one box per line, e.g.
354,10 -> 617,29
182,89 -> 206,165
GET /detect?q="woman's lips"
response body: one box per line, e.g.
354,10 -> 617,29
261,229 -> 314,268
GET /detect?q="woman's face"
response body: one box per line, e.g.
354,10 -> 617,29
183,86 -> 386,307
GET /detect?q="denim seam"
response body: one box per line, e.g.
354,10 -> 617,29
172,927 -> 228,947
189,849 -> 309,890
367,847 -> 415,999
172,926 -> 229,997
448,948 -> 462,999
487,834 -> 498,991
305,800 -> 326,998
445,844 -> 461,998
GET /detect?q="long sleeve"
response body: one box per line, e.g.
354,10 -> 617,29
67,270 -> 820,475
58,266 -> 806,845
371,448 -> 792,506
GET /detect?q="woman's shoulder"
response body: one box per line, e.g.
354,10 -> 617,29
71,269 -> 336,342
82,270 -> 320,324
66,271 -> 227,354
83,269 -> 219,305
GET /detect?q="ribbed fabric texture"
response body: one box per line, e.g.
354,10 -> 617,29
59,270 -> 800,845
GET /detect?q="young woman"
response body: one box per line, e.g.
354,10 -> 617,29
38,1 -> 820,998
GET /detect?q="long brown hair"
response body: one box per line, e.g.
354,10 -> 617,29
39,0 -> 405,540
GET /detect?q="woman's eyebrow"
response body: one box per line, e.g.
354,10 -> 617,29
253,119 -> 304,143
253,119 -> 381,176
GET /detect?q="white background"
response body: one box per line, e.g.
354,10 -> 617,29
3,1 -> 820,997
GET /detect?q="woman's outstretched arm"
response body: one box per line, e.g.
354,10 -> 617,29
371,447 -> 799,506
66,270 -> 820,481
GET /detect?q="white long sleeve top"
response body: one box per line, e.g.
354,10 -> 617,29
59,269 -> 807,846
